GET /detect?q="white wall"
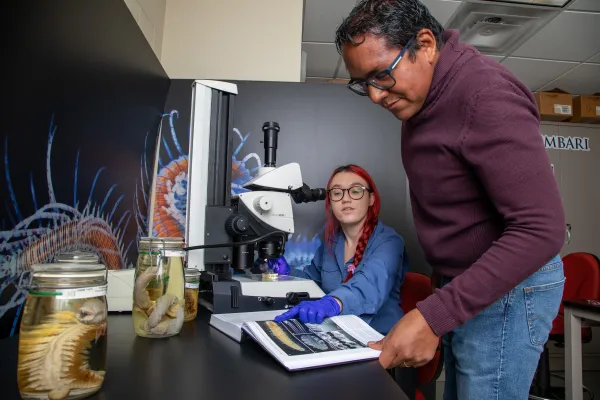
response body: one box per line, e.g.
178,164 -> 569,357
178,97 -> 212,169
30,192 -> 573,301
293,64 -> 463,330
124,0 -> 167,60
161,0 -> 304,81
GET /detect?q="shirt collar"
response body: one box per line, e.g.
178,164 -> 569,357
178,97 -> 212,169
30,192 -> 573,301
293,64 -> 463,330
333,221 -> 383,266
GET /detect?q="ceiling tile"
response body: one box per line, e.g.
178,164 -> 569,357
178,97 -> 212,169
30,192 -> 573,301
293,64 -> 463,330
539,63 -> 600,94
589,52 -> 600,63
419,0 -> 462,26
302,0 -> 357,43
512,11 -> 600,62
501,57 -> 578,91
302,43 -> 340,78
568,0 -> 600,12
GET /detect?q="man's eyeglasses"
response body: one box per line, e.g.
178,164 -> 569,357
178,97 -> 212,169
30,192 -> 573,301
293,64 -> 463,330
328,185 -> 371,202
347,37 -> 414,96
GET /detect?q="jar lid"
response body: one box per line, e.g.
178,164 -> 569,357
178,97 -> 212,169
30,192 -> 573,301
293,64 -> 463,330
185,267 -> 201,278
23,262 -> 108,289
139,236 -> 184,250
55,250 -> 100,264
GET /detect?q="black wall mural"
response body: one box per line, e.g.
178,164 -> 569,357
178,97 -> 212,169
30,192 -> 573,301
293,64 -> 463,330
158,79 -> 429,276
0,1 -> 170,338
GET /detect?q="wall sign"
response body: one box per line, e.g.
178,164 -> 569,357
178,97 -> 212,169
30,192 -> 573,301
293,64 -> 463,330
542,135 -> 590,151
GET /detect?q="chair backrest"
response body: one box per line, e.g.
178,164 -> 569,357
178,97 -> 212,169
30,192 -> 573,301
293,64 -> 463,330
400,272 -> 443,386
551,252 -> 600,336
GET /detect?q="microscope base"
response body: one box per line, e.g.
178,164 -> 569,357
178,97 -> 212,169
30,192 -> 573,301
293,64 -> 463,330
201,274 -> 326,314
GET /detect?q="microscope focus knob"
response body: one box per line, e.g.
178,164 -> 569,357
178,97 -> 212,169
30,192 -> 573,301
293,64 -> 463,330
253,196 -> 272,212
225,215 -> 249,235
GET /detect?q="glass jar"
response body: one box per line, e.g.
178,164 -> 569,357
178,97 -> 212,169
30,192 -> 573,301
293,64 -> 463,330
17,262 -> 108,400
184,268 -> 200,322
133,237 -> 185,338
55,250 -> 100,264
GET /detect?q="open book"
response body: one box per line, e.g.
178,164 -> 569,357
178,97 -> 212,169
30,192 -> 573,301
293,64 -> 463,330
210,311 -> 384,371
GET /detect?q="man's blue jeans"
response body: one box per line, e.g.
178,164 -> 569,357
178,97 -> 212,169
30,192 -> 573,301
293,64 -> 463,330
440,255 -> 565,400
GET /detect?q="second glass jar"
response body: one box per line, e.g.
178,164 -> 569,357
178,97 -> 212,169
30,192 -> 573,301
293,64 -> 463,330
133,237 -> 185,338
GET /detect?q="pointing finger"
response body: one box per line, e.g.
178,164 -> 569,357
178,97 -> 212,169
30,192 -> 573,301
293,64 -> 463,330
299,306 -> 309,323
274,307 -> 299,322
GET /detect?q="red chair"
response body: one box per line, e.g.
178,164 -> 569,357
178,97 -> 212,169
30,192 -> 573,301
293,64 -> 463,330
530,252 -> 600,400
400,272 -> 444,400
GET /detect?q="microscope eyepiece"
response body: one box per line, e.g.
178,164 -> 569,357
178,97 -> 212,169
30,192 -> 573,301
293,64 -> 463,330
261,122 -> 280,168
290,184 -> 326,204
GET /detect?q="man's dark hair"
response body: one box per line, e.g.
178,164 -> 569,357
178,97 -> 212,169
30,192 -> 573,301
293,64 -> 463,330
334,0 -> 445,60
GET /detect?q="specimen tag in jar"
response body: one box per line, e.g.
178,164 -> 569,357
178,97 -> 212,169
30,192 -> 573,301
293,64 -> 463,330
185,282 -> 200,289
164,250 -> 186,258
31,284 -> 108,299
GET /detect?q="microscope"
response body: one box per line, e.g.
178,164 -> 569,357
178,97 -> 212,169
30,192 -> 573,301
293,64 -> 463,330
184,80 -> 326,314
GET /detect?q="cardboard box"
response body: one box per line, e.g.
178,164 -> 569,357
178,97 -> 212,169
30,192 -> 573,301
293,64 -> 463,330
534,89 -> 573,122
571,94 -> 600,124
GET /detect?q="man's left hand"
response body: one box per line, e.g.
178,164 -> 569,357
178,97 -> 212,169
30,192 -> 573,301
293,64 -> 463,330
368,308 -> 439,369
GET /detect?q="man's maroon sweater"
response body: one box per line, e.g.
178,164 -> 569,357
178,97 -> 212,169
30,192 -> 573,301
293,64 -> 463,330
402,30 -> 565,337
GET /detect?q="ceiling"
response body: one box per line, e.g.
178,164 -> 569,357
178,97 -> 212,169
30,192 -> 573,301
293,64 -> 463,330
301,0 -> 600,94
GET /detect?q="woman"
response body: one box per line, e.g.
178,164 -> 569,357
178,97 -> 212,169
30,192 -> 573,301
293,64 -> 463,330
272,164 -> 409,336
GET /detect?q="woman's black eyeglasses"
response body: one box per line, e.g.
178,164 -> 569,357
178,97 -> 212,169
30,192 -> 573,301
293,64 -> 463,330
328,185 -> 371,202
347,37 -> 414,96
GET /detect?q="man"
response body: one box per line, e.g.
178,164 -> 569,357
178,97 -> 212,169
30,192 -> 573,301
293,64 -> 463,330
334,1 -> 566,399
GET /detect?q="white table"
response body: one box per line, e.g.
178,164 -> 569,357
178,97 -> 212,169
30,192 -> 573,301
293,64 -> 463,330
564,300 -> 600,400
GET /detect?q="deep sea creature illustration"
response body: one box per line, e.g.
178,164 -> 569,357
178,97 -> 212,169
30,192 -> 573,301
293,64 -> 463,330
315,332 -> 347,350
1,115 -> 133,323
283,232 -> 323,270
265,321 -> 306,352
300,335 -> 329,351
152,110 -> 188,238
17,298 -> 107,400
231,128 -> 261,195
331,331 -> 363,348
134,131 -> 154,247
149,111 -> 263,238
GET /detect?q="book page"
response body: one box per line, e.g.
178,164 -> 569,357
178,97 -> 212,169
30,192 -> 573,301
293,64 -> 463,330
243,316 -> 383,370
213,310 -> 284,329
330,315 -> 385,345
252,317 -> 374,357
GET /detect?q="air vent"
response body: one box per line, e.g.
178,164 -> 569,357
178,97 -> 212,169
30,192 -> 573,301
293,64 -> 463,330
446,2 -> 560,55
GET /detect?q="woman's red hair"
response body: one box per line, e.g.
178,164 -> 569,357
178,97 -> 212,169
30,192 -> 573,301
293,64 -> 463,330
324,165 -> 380,281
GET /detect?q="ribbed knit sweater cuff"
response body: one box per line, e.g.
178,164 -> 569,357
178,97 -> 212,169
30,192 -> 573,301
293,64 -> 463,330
416,293 -> 459,337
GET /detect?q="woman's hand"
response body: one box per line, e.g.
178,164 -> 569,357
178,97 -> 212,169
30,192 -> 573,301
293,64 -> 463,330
267,256 -> 291,275
274,296 -> 341,324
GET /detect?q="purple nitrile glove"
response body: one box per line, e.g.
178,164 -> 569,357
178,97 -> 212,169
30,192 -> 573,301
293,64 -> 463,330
267,256 -> 291,275
274,295 -> 341,324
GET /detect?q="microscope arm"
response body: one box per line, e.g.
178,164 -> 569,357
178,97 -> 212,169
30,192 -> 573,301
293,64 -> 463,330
183,230 -> 287,252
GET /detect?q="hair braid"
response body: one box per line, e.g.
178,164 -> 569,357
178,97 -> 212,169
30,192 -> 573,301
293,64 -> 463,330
343,215 -> 378,283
